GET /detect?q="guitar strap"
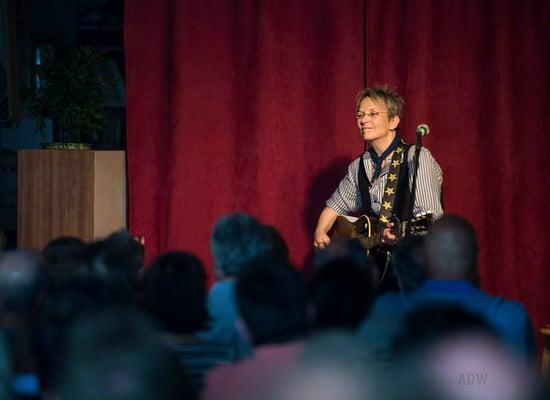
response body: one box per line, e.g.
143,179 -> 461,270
377,143 -> 409,231
357,141 -> 412,230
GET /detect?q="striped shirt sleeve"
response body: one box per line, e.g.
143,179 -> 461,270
408,147 -> 443,219
326,158 -> 364,214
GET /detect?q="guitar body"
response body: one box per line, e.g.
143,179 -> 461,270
329,215 -> 377,243
328,214 -> 433,285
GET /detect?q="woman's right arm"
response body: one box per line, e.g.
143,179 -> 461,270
313,207 -> 339,249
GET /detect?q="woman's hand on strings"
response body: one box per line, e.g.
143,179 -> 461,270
381,223 -> 397,245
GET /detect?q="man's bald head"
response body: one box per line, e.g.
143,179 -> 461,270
424,215 -> 478,280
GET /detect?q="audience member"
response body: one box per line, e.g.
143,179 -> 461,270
33,275 -> 126,397
0,249 -> 48,317
391,305 -> 539,400
421,333 -> 540,400
314,237 -> 368,271
0,230 -> 6,253
42,236 -> 86,290
105,230 -> 145,277
202,257 -> 307,400
356,235 -> 427,366
410,214 -> 536,361
359,215 -> 535,367
76,230 -> 144,303
0,331 -> 12,400
308,256 -> 374,331
391,234 -> 427,292
0,249 -> 48,399
140,251 -> 235,394
0,215 -> 540,400
392,303 -> 500,358
267,332 -> 381,400
56,307 -> 190,400
264,224 -> 289,263
199,213 -> 274,358
35,232 -> 143,396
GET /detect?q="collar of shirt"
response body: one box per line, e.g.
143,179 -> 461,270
362,151 -> 392,180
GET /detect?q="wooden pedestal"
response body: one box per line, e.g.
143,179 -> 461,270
17,150 -> 127,249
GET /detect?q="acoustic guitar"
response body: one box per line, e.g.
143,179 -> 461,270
329,213 -> 433,282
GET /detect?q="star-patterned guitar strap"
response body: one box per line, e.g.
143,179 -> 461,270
377,143 -> 407,232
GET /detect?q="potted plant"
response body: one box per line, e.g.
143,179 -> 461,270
26,46 -> 112,149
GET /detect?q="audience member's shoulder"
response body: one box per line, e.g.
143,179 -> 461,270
489,294 -> 529,318
357,292 -> 410,339
207,279 -> 237,313
209,279 -> 236,294
372,292 -> 409,313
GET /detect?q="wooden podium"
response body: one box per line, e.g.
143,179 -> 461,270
17,150 -> 127,249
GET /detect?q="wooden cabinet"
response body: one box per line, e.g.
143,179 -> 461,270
17,150 -> 127,249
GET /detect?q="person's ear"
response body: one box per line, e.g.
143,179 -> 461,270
389,115 -> 400,131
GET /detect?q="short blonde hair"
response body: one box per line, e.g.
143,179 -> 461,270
356,85 -> 405,119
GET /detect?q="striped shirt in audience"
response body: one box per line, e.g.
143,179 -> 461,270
167,338 -> 236,394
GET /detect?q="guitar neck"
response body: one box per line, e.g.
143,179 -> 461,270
330,214 -> 432,251
358,219 -> 411,250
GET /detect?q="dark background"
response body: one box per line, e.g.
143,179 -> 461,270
0,0 -> 125,248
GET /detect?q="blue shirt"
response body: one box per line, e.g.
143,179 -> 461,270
198,280 -> 252,359
405,280 -> 535,360
358,280 -> 535,364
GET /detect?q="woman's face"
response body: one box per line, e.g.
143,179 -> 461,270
356,97 -> 400,145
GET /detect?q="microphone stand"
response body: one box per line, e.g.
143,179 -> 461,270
405,130 -> 423,236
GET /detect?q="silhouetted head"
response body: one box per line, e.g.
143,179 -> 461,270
141,251 -> 209,335
236,257 -> 307,346
308,257 -> 374,330
34,275 -> 129,392
393,304 -> 498,357
211,213 -> 273,278
42,236 -> 86,268
76,231 -> 145,303
264,225 -> 289,263
269,332 -> 381,400
0,249 -> 48,315
392,235 -> 427,292
57,307 -> 189,400
315,237 -> 368,270
391,306 -> 537,400
422,332 -> 538,400
424,215 -> 478,281
42,236 -> 86,290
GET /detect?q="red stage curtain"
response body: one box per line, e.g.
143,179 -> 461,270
126,0 -> 549,335
125,0 -> 366,281
366,0 -> 550,336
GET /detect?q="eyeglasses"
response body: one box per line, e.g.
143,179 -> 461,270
355,111 -> 388,120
